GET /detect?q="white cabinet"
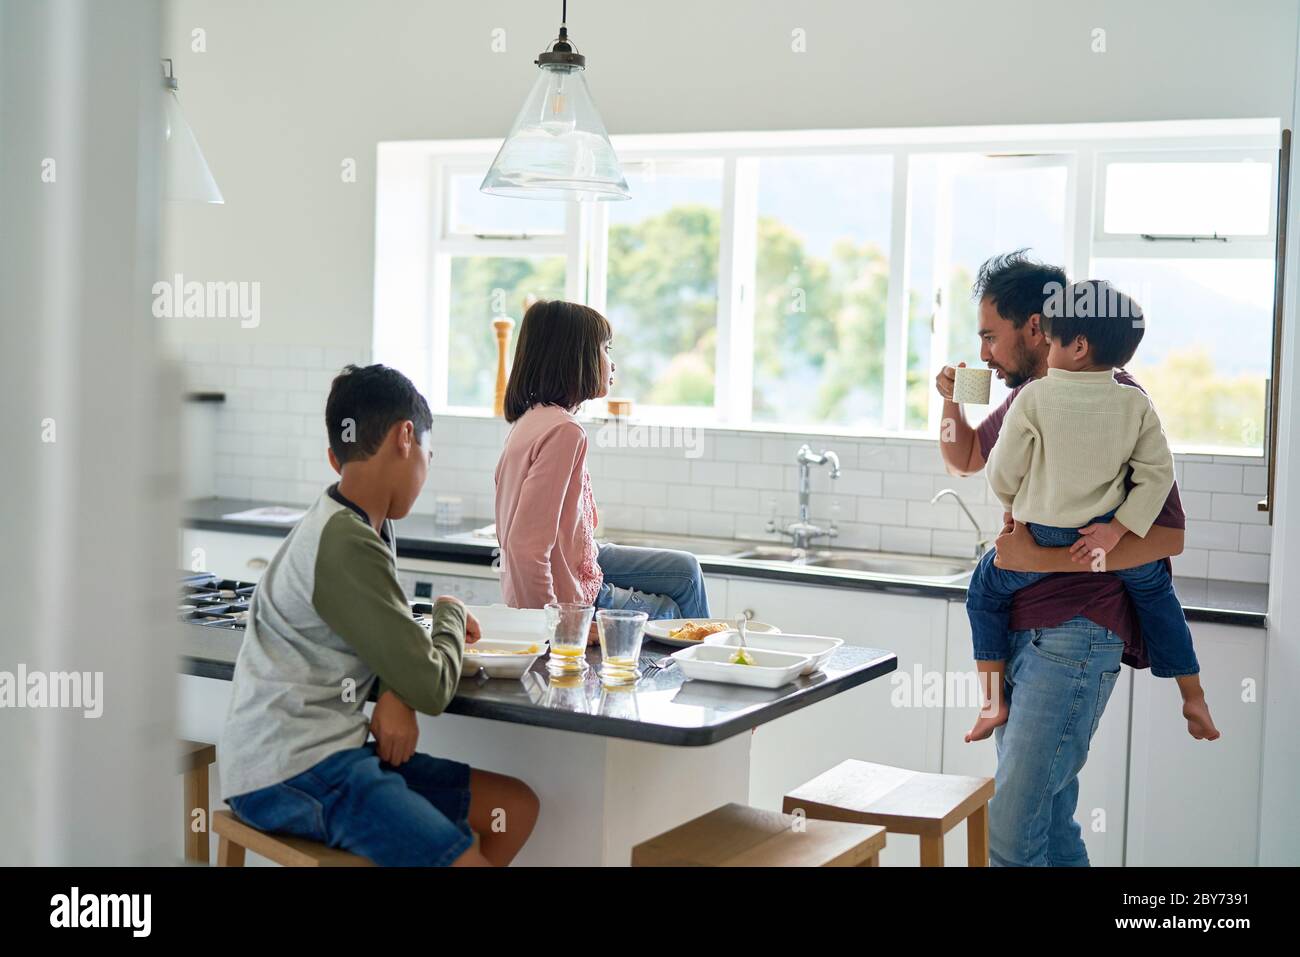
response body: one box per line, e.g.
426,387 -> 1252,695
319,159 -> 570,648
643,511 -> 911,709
718,576 -> 947,866
940,603 -> 1131,866
179,528 -> 282,581
394,556 -> 503,606
1126,621 -> 1265,866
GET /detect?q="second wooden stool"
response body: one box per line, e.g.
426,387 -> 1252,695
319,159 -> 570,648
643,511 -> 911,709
632,802 -> 887,867
783,760 -> 994,866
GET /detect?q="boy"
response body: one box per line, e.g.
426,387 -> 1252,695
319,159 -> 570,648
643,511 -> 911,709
219,364 -> 539,866
964,280 -> 1219,744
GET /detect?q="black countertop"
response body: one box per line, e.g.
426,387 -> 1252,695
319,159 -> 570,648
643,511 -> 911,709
180,623 -> 897,747
184,497 -> 1269,628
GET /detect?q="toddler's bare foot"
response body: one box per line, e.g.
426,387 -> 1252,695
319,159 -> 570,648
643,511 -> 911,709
965,701 -> 1009,742
1183,695 -> 1220,741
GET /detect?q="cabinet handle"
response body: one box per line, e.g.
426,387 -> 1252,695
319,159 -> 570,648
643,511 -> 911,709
247,557 -> 269,570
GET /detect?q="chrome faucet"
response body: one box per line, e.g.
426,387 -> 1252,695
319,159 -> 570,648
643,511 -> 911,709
767,444 -> 841,550
931,488 -> 992,558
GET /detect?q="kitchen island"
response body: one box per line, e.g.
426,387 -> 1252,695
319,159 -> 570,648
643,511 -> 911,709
179,617 -> 896,866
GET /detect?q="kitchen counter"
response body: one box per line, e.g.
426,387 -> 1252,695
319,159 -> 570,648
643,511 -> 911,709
180,620 -> 897,747
184,497 -> 1269,627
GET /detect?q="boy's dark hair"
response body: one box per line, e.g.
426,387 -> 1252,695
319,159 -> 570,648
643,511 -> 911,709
971,249 -> 1069,328
504,300 -> 613,423
1040,279 -> 1145,367
325,364 -> 433,465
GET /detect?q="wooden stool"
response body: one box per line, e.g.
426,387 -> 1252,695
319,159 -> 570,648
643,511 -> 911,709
783,760 -> 994,866
212,810 -> 375,867
179,740 -> 217,864
632,802 -> 887,867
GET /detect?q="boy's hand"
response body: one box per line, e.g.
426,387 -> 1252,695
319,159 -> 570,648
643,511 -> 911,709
370,690 -> 418,766
435,594 -> 479,643
1001,511 -> 1014,534
1072,519 -> 1128,561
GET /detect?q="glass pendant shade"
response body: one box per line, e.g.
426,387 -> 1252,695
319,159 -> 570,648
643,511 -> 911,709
163,88 -> 223,204
481,63 -> 629,202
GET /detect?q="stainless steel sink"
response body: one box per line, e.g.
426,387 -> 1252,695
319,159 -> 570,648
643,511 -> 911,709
600,531 -> 975,583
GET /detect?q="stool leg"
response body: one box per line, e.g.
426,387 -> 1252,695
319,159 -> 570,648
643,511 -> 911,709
966,803 -> 989,867
216,835 -> 245,868
919,832 -> 945,867
857,853 -> 880,867
182,765 -> 209,864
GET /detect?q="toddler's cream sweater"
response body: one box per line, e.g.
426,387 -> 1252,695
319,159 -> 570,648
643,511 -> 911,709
985,368 -> 1174,537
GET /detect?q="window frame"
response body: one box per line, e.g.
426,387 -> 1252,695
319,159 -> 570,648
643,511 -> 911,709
375,118 -> 1282,454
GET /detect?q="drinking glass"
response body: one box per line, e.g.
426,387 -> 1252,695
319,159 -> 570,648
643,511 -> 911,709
545,602 -> 594,676
595,609 -> 648,685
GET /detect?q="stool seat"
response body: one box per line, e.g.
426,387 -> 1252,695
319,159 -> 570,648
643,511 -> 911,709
783,760 -> 994,866
632,802 -> 887,867
212,810 -> 375,867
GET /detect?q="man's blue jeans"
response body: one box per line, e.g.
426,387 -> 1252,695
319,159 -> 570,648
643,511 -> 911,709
966,512 -> 1199,678
594,542 -> 711,619
990,618 -> 1124,866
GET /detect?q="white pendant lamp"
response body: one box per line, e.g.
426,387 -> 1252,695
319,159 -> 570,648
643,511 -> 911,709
480,1 -> 629,202
162,59 -> 223,204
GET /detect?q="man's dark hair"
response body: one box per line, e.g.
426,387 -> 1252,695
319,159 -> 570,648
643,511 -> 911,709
325,364 -> 432,465
1040,279 -> 1145,368
971,249 -> 1068,328
504,300 -> 613,423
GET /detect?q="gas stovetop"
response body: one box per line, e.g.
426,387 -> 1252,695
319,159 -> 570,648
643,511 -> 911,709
179,572 -> 255,630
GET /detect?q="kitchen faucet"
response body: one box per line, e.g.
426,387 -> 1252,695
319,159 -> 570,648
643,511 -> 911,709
767,444 -> 841,550
931,488 -> 993,558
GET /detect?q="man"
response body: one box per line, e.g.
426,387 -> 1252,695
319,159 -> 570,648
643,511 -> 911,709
935,250 -> 1186,866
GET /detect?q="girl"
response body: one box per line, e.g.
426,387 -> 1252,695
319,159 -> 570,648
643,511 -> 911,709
494,300 -> 710,623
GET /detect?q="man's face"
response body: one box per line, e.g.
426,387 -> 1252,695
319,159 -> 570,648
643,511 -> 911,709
977,298 -> 1048,388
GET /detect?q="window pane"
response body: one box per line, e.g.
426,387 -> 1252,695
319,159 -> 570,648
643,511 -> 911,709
752,155 -> 893,427
1092,257 -> 1272,451
905,156 -> 1069,429
447,171 -> 566,236
1102,159 -> 1272,236
605,160 -> 722,408
447,256 -> 566,407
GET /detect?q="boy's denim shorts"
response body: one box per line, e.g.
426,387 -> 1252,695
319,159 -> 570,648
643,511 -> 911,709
228,743 -> 474,866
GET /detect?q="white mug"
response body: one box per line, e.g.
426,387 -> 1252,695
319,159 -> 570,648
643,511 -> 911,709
952,366 -> 992,405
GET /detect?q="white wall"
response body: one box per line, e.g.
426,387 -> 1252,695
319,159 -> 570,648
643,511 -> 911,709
160,0 -> 1299,350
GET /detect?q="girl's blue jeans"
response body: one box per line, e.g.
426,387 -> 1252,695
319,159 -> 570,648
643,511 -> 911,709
594,542 -> 711,620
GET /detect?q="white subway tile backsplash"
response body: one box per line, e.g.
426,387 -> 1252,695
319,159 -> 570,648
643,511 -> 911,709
1183,463 -> 1243,493
1207,550 -> 1269,583
184,353 -> 1271,581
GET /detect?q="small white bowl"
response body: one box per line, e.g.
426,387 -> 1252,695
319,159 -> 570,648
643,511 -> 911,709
670,643 -> 810,689
702,631 -> 844,675
463,638 -> 547,679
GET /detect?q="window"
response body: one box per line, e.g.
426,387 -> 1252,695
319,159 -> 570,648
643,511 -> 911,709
603,160 -> 724,409
374,120 -> 1281,454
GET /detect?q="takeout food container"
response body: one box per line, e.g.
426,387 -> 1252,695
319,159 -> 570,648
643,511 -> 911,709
670,643 -> 811,689
463,638 -> 548,679
702,630 -> 842,675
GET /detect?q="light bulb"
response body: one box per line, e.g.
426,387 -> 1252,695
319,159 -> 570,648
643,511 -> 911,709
538,67 -> 576,136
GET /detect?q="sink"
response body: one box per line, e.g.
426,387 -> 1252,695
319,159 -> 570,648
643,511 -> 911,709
600,530 -> 975,584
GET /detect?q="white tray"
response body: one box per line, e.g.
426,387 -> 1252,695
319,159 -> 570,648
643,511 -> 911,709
670,643 -> 810,689
702,631 -> 843,675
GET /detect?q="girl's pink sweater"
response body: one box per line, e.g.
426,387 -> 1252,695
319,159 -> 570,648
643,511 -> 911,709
494,404 -> 602,609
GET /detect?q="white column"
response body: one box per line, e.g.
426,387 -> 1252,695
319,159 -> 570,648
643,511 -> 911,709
0,0 -> 177,864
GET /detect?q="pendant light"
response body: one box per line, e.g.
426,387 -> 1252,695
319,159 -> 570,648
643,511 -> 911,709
162,59 -> 224,204
480,1 -> 629,202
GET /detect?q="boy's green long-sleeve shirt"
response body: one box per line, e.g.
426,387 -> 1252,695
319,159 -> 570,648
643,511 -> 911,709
219,485 -> 465,800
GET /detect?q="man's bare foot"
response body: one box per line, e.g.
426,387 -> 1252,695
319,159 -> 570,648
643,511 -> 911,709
965,701 -> 1009,742
1183,695 -> 1221,740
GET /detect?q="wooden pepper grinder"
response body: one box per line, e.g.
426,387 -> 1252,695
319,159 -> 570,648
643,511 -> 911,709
493,316 -> 515,417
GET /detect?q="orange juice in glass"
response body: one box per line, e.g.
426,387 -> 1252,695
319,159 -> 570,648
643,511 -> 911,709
545,602 -> 594,676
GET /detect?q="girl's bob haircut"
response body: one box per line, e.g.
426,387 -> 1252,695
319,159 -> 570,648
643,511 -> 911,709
503,299 -> 612,423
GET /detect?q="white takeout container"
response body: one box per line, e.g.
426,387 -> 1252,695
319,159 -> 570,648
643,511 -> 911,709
643,617 -> 781,648
702,630 -> 843,675
670,643 -> 810,689
462,638 -> 547,679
